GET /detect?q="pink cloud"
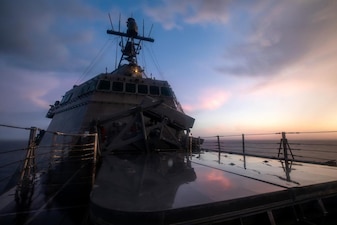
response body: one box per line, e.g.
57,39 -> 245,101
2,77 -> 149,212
0,67 -> 62,112
183,89 -> 230,112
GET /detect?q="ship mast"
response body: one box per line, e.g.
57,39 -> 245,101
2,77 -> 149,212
107,18 -> 154,69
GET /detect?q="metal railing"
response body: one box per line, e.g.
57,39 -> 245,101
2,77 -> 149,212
197,131 -> 337,166
1,124 -> 336,202
0,124 -> 99,202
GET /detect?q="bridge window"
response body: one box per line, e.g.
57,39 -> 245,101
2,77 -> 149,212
150,86 -> 160,95
112,82 -> 123,92
97,80 -> 111,91
61,93 -> 73,104
88,80 -> 98,92
161,87 -> 172,96
138,84 -> 148,94
125,83 -> 136,93
80,85 -> 89,96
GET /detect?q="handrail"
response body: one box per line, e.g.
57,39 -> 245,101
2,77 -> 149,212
0,124 -> 100,201
0,124 -> 36,130
198,131 -> 337,166
1,123 -> 337,197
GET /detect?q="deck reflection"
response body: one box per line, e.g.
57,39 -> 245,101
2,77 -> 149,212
91,152 -> 196,212
195,151 -> 337,187
1,150 -> 337,224
90,151 -> 337,224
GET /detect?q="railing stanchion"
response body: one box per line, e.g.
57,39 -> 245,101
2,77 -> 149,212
92,133 -> 98,187
242,134 -> 246,169
217,135 -> 221,162
189,134 -> 192,157
16,127 -> 37,202
281,132 -> 291,181
198,137 -> 201,158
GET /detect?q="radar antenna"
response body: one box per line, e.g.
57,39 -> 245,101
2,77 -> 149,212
107,17 -> 154,68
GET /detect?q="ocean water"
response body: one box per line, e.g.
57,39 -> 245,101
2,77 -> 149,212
0,140 -> 27,194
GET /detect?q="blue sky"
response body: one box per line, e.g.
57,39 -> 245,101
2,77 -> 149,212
1,0 -> 337,139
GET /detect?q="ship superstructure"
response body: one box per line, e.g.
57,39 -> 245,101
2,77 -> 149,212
45,17 -> 194,152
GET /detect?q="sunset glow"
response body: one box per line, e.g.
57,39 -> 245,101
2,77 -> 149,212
1,0 -> 337,139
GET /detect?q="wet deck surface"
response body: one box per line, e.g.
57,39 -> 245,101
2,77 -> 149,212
0,162 -> 93,225
193,151 -> 337,187
1,151 -> 337,224
91,153 -> 287,212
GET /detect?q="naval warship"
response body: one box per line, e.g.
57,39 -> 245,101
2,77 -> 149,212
1,18 -> 337,225
44,17 -> 194,153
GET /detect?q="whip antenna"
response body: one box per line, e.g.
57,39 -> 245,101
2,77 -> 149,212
148,24 -> 153,37
108,13 -> 114,30
118,13 -> 121,32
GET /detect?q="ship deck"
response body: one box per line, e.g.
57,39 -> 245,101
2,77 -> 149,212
1,151 -> 337,225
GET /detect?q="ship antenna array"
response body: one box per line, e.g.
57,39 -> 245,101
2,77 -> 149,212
106,21 -> 155,42
148,24 -> 153,37
106,16 -> 154,68
108,13 -> 114,31
118,13 -> 121,31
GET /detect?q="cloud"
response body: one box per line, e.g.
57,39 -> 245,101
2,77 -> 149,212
144,0 -> 337,79
143,0 -> 233,29
0,66 -> 64,113
183,88 -> 230,112
216,1 -> 337,77
0,0 -> 104,72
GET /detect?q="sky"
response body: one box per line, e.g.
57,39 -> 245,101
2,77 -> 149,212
1,0 -> 337,139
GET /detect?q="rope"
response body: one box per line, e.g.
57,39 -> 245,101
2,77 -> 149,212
199,131 -> 337,139
144,44 -> 165,80
0,148 -> 26,155
0,124 -> 31,130
286,130 -> 337,134
75,38 -> 114,85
